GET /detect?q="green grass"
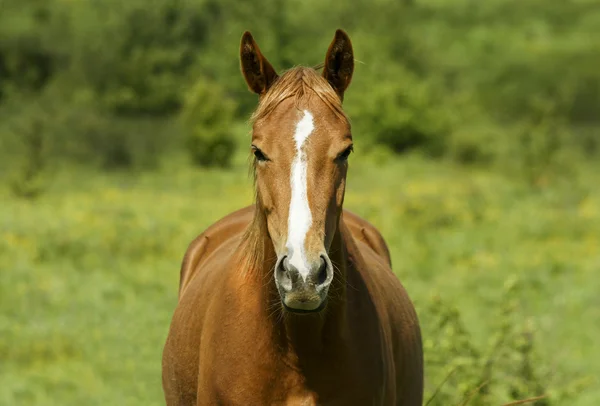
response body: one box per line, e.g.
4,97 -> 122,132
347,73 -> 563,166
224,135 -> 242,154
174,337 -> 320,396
1,152 -> 598,405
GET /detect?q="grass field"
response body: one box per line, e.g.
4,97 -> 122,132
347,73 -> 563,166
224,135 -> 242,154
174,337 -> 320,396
1,152 -> 598,405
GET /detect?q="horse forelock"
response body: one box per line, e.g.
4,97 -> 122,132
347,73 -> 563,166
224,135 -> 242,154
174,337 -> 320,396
249,66 -> 347,126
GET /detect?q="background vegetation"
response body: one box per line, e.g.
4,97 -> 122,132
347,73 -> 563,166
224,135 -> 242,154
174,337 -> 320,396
1,0 -> 598,404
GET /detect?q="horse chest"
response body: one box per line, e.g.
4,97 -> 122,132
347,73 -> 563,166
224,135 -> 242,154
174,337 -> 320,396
209,353 -> 384,406
277,366 -> 385,406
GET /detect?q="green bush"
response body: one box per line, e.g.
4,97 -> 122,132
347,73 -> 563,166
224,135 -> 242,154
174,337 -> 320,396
347,65 -> 452,156
64,0 -> 214,117
0,84 -> 171,171
423,276 -> 590,405
180,78 -> 237,168
0,0 -> 61,101
6,112 -> 50,200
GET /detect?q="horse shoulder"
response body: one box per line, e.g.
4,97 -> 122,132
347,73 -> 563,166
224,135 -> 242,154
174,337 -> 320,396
178,205 -> 254,297
348,232 -> 423,406
378,269 -> 423,406
343,209 -> 392,267
164,230 -> 248,406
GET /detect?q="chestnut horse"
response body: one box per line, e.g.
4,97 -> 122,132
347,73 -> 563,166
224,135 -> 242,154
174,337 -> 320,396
162,29 -> 423,405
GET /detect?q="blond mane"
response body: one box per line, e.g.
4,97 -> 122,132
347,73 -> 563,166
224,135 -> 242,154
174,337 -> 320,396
249,66 -> 348,125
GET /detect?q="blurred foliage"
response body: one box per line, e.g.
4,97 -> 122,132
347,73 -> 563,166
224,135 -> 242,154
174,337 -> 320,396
7,113 -> 49,199
346,67 -> 452,156
1,0 -> 599,170
181,78 -> 238,167
424,278 -> 569,405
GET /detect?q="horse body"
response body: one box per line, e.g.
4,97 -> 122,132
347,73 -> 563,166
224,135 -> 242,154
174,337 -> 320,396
163,207 -> 422,405
162,29 -> 423,405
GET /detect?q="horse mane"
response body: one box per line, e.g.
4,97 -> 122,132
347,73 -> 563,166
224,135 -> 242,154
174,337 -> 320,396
240,66 -> 348,273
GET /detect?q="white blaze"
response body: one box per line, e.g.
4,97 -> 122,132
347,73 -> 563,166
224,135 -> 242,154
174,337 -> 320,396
286,110 -> 314,279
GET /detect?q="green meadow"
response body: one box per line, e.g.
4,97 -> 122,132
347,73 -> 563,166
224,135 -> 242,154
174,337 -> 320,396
2,0 -> 600,403
1,151 -> 598,405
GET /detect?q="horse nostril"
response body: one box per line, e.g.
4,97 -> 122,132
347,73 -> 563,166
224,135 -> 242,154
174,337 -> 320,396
317,256 -> 328,286
276,256 -> 292,291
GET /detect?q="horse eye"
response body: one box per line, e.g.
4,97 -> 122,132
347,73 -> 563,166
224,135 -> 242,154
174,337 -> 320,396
252,146 -> 268,162
336,145 -> 354,162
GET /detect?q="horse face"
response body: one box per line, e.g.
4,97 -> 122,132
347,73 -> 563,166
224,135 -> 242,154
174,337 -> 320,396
241,30 -> 354,313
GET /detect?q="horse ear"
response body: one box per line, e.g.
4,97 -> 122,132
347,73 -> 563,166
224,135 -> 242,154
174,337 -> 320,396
322,29 -> 354,100
240,31 -> 278,95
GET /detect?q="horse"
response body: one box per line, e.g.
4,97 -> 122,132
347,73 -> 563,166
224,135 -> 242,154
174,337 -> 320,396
162,29 -> 424,406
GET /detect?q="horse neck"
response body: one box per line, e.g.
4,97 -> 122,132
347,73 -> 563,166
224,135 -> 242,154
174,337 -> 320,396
283,221 -> 350,355
241,207 -> 351,355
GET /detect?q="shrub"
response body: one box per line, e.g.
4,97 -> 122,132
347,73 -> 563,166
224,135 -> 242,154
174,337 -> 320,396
0,84 -> 170,172
347,67 -> 452,157
66,0 -> 213,117
0,0 -> 61,102
6,114 -> 50,199
180,78 -> 237,168
423,276 -> 591,405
